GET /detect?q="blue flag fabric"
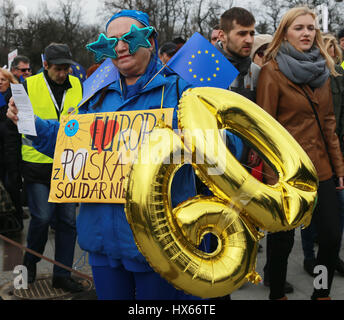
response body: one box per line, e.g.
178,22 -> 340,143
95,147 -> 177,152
79,58 -> 119,107
0,92 -> 6,108
41,53 -> 45,68
167,32 -> 239,89
71,63 -> 87,83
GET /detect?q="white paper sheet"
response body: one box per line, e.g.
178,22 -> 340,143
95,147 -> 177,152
10,83 -> 37,136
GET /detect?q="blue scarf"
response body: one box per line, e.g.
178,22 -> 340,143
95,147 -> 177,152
121,56 -> 160,99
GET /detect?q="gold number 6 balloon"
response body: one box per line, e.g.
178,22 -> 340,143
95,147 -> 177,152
125,87 -> 318,298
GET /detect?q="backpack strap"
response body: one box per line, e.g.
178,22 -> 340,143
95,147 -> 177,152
300,86 -> 335,175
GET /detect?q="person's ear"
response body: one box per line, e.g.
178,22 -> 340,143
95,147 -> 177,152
148,37 -> 155,53
218,30 -> 226,43
43,61 -> 49,71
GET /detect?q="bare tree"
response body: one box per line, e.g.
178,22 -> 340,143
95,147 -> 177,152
103,0 -> 229,43
0,0 -> 18,64
57,0 -> 83,43
178,0 -> 193,40
103,0 -> 181,42
280,0 -> 344,33
191,0 -> 224,36
10,0 -> 100,71
256,0 -> 288,33
255,21 -> 272,34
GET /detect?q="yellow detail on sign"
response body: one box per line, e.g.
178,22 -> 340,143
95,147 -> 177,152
49,108 -> 174,204
341,61 -> 344,70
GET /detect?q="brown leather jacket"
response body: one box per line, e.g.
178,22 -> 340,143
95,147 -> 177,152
256,59 -> 344,183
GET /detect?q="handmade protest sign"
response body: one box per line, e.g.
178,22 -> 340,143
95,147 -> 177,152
49,108 -> 174,203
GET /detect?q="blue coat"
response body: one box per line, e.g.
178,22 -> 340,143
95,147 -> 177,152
30,59 -> 243,271
31,59 -> 196,271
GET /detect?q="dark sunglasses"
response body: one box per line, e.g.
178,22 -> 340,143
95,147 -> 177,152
256,51 -> 265,58
17,68 -> 31,72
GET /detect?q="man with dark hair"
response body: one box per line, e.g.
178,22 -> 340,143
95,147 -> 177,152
172,37 -> 186,50
158,41 -> 178,64
220,7 -> 255,33
215,7 -> 294,296
10,55 -> 32,82
217,7 -> 258,100
205,8 -> 259,301
210,24 -> 221,45
215,7 -> 261,166
7,43 -> 83,293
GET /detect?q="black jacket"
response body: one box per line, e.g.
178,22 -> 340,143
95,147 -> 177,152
0,88 -> 15,181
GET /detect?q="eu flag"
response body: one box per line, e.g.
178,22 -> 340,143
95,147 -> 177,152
71,63 -> 87,83
79,58 -> 119,107
167,32 -> 239,89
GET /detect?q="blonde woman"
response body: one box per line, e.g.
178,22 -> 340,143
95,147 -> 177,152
324,33 -> 343,64
257,7 -> 344,300
323,34 -> 344,148
0,68 -> 18,97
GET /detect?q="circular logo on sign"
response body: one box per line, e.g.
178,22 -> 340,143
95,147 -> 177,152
65,120 -> 79,137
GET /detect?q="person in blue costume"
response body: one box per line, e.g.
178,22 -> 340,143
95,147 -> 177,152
8,10 -> 243,300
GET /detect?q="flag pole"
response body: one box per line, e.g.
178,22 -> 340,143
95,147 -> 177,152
142,63 -> 169,90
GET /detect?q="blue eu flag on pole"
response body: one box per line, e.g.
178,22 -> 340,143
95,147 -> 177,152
70,63 -> 87,83
167,32 -> 239,89
79,58 -> 119,107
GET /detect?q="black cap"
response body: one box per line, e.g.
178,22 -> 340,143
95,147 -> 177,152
44,43 -> 75,65
338,29 -> 344,40
159,42 -> 178,57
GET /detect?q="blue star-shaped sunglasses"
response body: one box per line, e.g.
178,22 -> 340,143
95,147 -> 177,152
86,25 -> 155,62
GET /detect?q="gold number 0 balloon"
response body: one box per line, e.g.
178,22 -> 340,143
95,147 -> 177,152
125,87 -> 318,298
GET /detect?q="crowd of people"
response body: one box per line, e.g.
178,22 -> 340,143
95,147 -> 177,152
0,5 -> 344,300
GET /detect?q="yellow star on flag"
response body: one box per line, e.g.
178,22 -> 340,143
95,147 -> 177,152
166,32 -> 239,89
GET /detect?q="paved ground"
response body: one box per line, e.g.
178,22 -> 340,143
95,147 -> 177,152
1,209 -> 343,300
0,208 -> 93,299
232,230 -> 344,300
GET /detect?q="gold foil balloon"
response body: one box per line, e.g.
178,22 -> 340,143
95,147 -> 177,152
125,126 -> 261,298
125,87 -> 318,298
178,87 -> 318,232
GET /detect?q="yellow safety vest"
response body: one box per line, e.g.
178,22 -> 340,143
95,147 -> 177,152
22,72 -> 82,164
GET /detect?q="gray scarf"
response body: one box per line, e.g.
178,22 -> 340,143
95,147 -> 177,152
276,41 -> 329,88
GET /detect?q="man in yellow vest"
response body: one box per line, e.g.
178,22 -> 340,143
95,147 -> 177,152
19,43 -> 83,292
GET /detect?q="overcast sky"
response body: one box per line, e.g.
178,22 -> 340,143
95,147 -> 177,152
12,0 -> 256,26
13,0 -> 101,25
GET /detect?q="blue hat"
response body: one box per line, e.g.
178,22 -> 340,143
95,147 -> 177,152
105,9 -> 159,65
106,10 -> 151,32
